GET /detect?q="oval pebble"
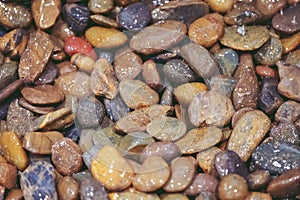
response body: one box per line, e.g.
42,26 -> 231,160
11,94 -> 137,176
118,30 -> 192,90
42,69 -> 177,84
88,0 -> 114,14
0,163 -> 17,189
255,0 -> 286,19
196,147 -> 221,176
119,132 -> 155,153
269,121 -> 299,145
175,127 -> 223,154
57,176 -> 79,200
104,95 -> 130,122
217,174 -> 248,200
64,36 -> 97,60
247,170 -> 272,190
255,65 -> 277,78
281,32 -> 300,54
110,187 -> 159,200
184,173 -> 219,196
214,48 -> 239,76
206,0 -> 234,13
142,60 -> 162,90
161,193 -> 189,200
34,61 -> 59,85
174,82 -> 207,106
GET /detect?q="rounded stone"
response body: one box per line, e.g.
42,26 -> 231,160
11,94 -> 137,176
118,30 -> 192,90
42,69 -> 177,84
57,176 -> 80,200
184,173 -> 219,196
174,82 -> 208,106
247,170 -> 272,190
88,0 -> 114,14
217,174 -> 248,200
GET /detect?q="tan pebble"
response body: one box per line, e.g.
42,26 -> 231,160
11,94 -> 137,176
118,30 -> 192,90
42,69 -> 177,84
205,0 -> 234,13
57,176 -> 79,200
56,61 -> 77,75
281,32 -> 300,54
133,156 -> 170,192
231,107 -> 254,128
174,82 -> 208,106
88,0 -> 114,14
90,14 -> 119,28
119,132 -> 155,153
196,147 -> 222,176
6,189 -> 24,200
161,193 -> 189,200
245,192 -> 272,200
109,187 -> 160,200
247,170 -> 272,190
0,163 -> 17,189
0,131 -> 28,171
71,53 -> 95,73
91,145 -> 134,191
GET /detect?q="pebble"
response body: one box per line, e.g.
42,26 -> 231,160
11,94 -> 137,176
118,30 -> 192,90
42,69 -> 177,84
52,17 -> 75,41
163,157 -> 196,192
133,156 -> 170,192
114,51 -> 143,81
110,187 -> 159,200
90,59 -> 118,99
189,15 -> 224,48
64,36 -> 97,60
57,176 -> 79,200
247,170 -> 272,190
118,2 -> 151,30
20,161 -> 57,200
173,83 -> 207,106
181,43 -> 219,78
255,65 -> 277,78
91,145 -> 134,191
161,193 -> 189,200
119,132 -> 155,153
258,77 -> 284,115
188,91 -> 235,127
51,138 -> 83,175
255,0 -> 286,19
62,3 -> 90,33
130,20 -> 187,55
0,2 -> 32,28
88,0 -> 114,14
245,192 -> 272,200
163,59 -> 198,84
79,175 -> 109,200
6,99 -> 34,138
231,107 -> 254,128
119,79 -> 159,109
0,163 -> 17,189
195,192 -> 217,200
0,62 -> 18,91
184,173 -> 219,196
220,26 -> 270,51
83,145 -> 103,169
0,29 -> 26,55
267,168 -> 300,198
208,75 -> 237,96
146,116 -> 187,141
214,150 -> 249,179
217,174 -> 249,200
0,79 -> 24,104
142,60 -> 162,90
277,60 -> 300,101
31,0 -> 61,29
22,131 -> 64,155
232,53 -> 259,110
85,26 -> 127,48
275,100 -> 300,122
56,61 -> 77,75
18,30 -> 54,83
285,49 -> 300,67
139,141 -> 181,164
196,147 -> 221,176
281,32 -> 300,54
272,3 -> 300,34
206,0 -> 234,13
34,61 -> 59,85
175,127 -> 223,154
5,189 -> 24,200
70,53 -> 95,74
104,95 -> 130,122
254,36 -> 283,66
214,48 -> 239,76
251,140 -> 300,174
224,2 -> 262,25
90,14 -> 119,28
269,121 -> 299,144
227,110 -> 271,162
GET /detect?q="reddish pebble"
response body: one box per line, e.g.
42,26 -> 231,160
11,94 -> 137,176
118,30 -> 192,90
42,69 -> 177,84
255,66 -> 277,77
64,36 -> 97,60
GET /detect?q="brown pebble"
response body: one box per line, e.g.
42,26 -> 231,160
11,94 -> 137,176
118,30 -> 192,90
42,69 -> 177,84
196,147 -> 222,176
70,53 -> 95,73
217,174 -> 249,200
245,192 -> 272,200
247,170 -> 272,190
0,163 -> 17,189
206,0 -> 234,13
90,14 -> 119,28
6,189 -> 24,200
255,0 -> 286,19
55,61 -> 77,75
18,98 -> 54,115
231,107 -> 254,128
275,100 -> 300,123
57,176 -> 79,200
0,79 -> 24,104
51,138 -> 83,175
142,60 -> 162,90
255,65 -> 277,77
281,32 -> 300,54
184,173 -> 219,196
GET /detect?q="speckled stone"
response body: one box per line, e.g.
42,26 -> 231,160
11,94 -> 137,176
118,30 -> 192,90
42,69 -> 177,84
20,161 -> 57,200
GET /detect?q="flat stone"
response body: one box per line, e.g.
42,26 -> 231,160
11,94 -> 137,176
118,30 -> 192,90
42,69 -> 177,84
275,100 -> 300,122
196,147 -> 221,176
174,82 -> 207,106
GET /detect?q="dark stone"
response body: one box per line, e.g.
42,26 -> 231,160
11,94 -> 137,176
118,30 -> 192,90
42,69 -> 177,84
63,3 -> 90,33
62,124 -> 80,142
34,61 -> 59,85
104,95 -> 130,122
0,62 -> 18,91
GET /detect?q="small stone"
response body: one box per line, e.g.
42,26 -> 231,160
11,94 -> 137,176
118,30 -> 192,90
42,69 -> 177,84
142,60 -> 162,90
163,157 -> 195,192
227,110 -> 271,162
34,61 -> 59,85
245,192 -> 272,200
85,26 -> 127,48
51,138 -> 83,175
220,26 -> 270,51
255,65 -> 277,78
83,145 -> 103,169
208,75 -> 237,97
231,107 -> 254,128
196,147 -> 221,176
133,156 -> 170,192
104,95 -> 130,122
195,192 -> 217,200
146,116 -> 187,142
251,140 -> 300,174
91,145 -> 134,191
119,79 -> 159,109
79,175 -> 109,200
88,0 -> 114,14
206,0 -> 234,13
160,86 -> 174,106
110,187 -> 159,200
20,161 -> 57,200
275,100 -> 300,122
90,14 -> 119,28
247,170 -> 272,190
281,32 -> 300,54
175,127 -> 223,154
5,189 -> 24,200
161,193 -> 189,200
0,163 -> 17,189
0,29 -> 26,57
119,132 -> 155,153
217,174 -> 248,200
70,53 -> 95,74
214,48 -> 239,76
255,0 -> 286,19
184,173 -> 219,196
52,17 -> 75,41
267,168 -> 300,198
64,36 -> 97,60
0,63 -> 18,91
57,176 -> 79,200
61,124 -> 79,142
269,121 -> 299,144
114,51 -> 143,81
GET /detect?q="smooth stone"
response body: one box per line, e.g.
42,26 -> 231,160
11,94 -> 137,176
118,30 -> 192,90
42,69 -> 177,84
119,79 -> 159,109
79,129 -> 97,153
0,62 -> 18,91
208,75 -> 237,96
79,174 -> 109,200
181,43 -> 219,78
161,193 -> 189,200
34,61 -> 59,85
195,192 -> 217,200
23,131 -> 64,155
52,17 -> 75,41
95,49 -> 114,63
56,61 -> 77,75
281,32 -> 300,54
133,156 -> 170,192
214,48 -> 239,76
232,53 -> 259,110
254,36 -> 283,66
70,53 -> 95,74
217,174 -> 248,200
146,116 -> 187,142
255,65 -> 277,78
0,163 -> 17,189
275,100 -> 300,122
196,147 -> 221,176
90,58 -> 118,99
119,132 -> 155,153
62,125 -> 80,143
83,145 -> 103,169
160,86 -> 173,106
142,60 -> 162,90
269,121 -> 299,144
85,26 -> 127,48
188,91 -> 235,127
220,26 -> 270,51
114,51 -> 143,81
91,145 -> 134,191
0,29 -> 26,55
175,127 -> 223,154
227,110 -> 271,162
251,140 -> 300,174
247,170 -> 272,190
130,20 -> 187,55
88,0 -> 114,14
245,192 -> 272,200
110,187 -> 159,200
63,36 -> 97,60
51,138 -> 83,175
277,61 -> 300,101
231,107 -> 254,128
104,95 -> 130,122
255,0 -> 286,19
206,0 -> 234,13
214,150 -> 249,179
90,14 -> 119,28
184,173 -> 219,196
57,176 -> 79,200
31,0 -> 61,29
267,168 -> 300,198
163,157 -> 195,192
118,2 -> 151,30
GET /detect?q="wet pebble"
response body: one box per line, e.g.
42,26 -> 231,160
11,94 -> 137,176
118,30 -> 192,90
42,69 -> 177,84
285,49 -> 300,67
161,193 -> 189,200
251,140 -> 300,174
196,147 -> 221,176
70,53 -> 95,74
269,121 -> 299,144
119,132 -> 155,153
214,48 -> 239,76
227,110 -> 271,162
231,107 -> 254,128
195,192 -> 217,200
51,138 -> 83,175
0,163 -> 17,189
255,65 -> 277,78
118,2 -> 151,30
206,0 -> 234,13
275,100 -> 300,123
184,173 -> 219,196
281,32 -> 300,54
57,176 -> 79,200
247,170 -> 272,190
174,82 -> 207,106
245,192 -> 272,200
88,0 -> 114,14
79,175 -> 109,200
83,145 -> 103,169
34,61 -> 59,85
0,62 -> 18,91
175,127 -> 223,154
110,187 -> 158,200
90,14 -> 119,28
64,36 -> 97,60
104,95 -> 130,122
208,75 -> 237,97
255,0 -> 286,19
142,60 -> 162,90
63,3 -> 90,33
